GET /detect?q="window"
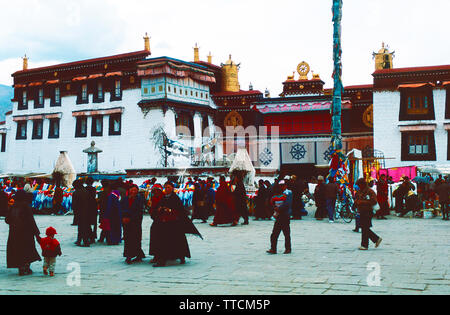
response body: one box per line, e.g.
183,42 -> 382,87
401,131 -> 436,161
77,84 -> 89,104
34,89 -> 44,108
19,90 -> 28,110
159,85 -> 163,92
1,133 -> 5,152
151,86 -> 156,93
32,120 -> 43,139
16,121 -> 27,140
94,82 -> 104,103
91,115 -> 103,137
109,114 -> 121,136
446,88 -> 450,119
400,88 -> 435,121
75,116 -> 88,138
110,80 -> 122,101
175,112 -> 194,137
51,87 -> 61,106
49,119 -> 60,139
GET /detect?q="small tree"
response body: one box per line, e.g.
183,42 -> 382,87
151,124 -> 171,167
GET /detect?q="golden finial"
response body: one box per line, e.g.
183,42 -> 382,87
287,71 -> 295,81
194,43 -> 200,62
207,52 -> 212,64
22,54 -> 29,70
144,33 -> 150,52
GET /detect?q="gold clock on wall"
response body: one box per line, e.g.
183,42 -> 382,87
297,61 -> 310,80
224,110 -> 243,128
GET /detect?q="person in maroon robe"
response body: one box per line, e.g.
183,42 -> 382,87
375,174 -> 389,219
210,176 -> 238,226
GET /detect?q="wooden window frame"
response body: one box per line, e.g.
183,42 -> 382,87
110,79 -> 122,101
75,116 -> 88,138
32,119 -> 43,140
1,133 -> 5,152
401,131 -> 436,161
48,118 -> 60,139
91,115 -> 103,137
93,81 -> 104,103
18,90 -> 28,110
50,86 -> 61,107
76,83 -> 89,104
16,121 -> 27,140
109,113 -> 122,136
399,87 -> 435,121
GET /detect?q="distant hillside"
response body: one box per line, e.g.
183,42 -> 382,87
0,84 -> 13,121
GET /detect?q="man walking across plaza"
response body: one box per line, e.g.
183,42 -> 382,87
354,178 -> 382,250
267,183 -> 291,255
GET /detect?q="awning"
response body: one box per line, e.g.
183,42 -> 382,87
72,76 -> 87,82
46,80 -> 60,85
398,82 -> 434,89
444,123 -> 450,130
88,74 -> 104,80
13,113 -> 62,122
29,82 -> 43,87
399,124 -> 436,132
14,84 -> 27,88
72,107 -> 123,117
442,81 -> 450,87
105,71 -> 123,77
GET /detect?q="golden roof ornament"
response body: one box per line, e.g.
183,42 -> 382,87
297,61 -> 310,80
373,42 -> 395,70
22,54 -> 29,71
144,33 -> 150,52
221,54 -> 240,92
194,43 -> 200,62
207,52 -> 212,64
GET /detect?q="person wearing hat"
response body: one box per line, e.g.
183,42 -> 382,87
39,227 -> 62,277
267,183 -> 291,254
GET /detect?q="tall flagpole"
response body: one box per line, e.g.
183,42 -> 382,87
329,0 -> 353,213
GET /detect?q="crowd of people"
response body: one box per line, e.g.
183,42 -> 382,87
1,171 -> 449,277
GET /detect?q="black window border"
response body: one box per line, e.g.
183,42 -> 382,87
110,79 -> 122,102
109,113 -> 121,136
91,115 -> 103,137
1,133 -> 5,152
445,88 -> 450,119
34,88 -> 45,109
50,86 -> 61,107
75,116 -> 88,138
16,121 -> 27,140
401,130 -> 436,162
18,89 -> 28,110
76,83 -> 89,105
48,118 -> 60,139
32,119 -> 44,140
93,81 -> 105,103
399,87 -> 435,121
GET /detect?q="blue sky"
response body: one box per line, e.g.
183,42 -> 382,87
1,0 -> 450,96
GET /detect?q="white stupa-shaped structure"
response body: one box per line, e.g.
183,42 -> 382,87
229,147 -> 256,188
54,151 -> 77,187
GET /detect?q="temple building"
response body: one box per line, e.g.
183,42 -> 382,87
372,44 -> 450,169
1,36 -> 219,175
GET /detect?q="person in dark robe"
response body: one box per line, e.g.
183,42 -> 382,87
233,175 -> 249,225
314,176 -> 327,220
254,180 -> 268,220
148,184 -> 164,263
149,181 -> 202,267
73,180 -> 92,247
210,176 -> 238,226
354,178 -> 382,250
97,180 -> 111,243
191,182 -> 208,223
51,185 -> 64,215
205,180 -> 216,217
375,174 -> 389,219
5,190 -> 41,275
121,185 -> 146,264
85,177 -> 98,243
0,189 -> 8,217
104,181 -> 122,245
290,176 -> 305,220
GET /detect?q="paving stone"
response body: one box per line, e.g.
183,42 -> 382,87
0,213 -> 448,295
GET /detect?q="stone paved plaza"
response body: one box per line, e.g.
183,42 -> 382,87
0,208 -> 449,295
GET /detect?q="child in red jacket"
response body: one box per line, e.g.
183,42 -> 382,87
39,227 -> 62,276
